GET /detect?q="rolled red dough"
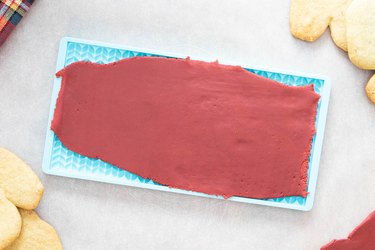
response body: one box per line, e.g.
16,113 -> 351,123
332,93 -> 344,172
321,211 -> 375,250
52,57 -> 320,199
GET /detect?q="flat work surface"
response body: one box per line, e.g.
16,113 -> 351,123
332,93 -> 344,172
0,1 -> 374,249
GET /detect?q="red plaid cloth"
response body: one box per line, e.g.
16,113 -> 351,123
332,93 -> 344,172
0,0 -> 34,47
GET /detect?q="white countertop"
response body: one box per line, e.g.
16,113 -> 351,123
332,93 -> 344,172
1,1 -> 374,249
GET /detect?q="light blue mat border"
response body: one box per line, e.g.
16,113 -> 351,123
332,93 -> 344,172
42,37 -> 331,211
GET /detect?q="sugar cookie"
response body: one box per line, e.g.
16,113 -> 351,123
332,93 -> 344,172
365,74 -> 375,104
0,147 -> 44,209
346,0 -> 375,69
290,0 -> 352,51
0,188 -> 22,249
5,209 -> 63,250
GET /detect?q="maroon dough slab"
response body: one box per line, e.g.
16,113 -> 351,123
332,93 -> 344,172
52,57 -> 320,199
321,211 -> 375,250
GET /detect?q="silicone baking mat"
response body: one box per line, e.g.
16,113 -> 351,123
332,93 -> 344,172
42,37 -> 330,211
